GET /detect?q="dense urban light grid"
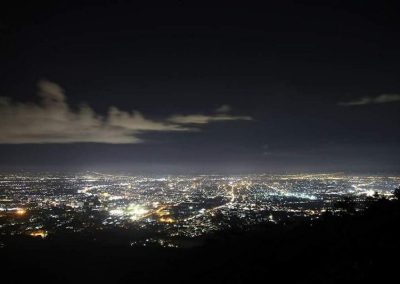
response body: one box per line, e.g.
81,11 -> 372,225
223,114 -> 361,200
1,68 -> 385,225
1,172 -> 398,247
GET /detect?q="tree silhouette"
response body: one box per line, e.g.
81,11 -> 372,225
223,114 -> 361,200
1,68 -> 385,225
394,186 -> 400,200
334,196 -> 356,214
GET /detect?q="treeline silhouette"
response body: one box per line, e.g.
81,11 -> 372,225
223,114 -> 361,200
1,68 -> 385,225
1,187 -> 400,284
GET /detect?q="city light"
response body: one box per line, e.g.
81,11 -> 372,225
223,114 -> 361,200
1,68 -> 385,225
0,172 -> 398,247
127,204 -> 149,221
15,208 -> 27,216
29,230 -> 48,238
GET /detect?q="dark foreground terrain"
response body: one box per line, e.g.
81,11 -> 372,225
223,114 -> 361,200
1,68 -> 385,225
2,191 -> 400,284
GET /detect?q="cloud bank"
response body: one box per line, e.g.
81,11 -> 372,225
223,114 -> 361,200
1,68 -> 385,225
0,80 -> 252,144
168,113 -> 252,124
339,94 -> 400,106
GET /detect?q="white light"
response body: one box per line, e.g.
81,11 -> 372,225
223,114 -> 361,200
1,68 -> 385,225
127,204 -> 149,221
109,209 -> 124,216
366,189 -> 375,197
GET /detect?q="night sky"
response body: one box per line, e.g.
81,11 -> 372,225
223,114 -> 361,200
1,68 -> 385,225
0,1 -> 399,173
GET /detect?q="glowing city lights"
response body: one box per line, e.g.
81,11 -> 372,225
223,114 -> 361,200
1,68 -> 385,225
15,208 -> 27,216
0,172 -> 398,247
29,230 -> 48,238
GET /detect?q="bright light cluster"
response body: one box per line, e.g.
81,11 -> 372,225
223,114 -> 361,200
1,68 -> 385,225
0,172 -> 399,247
109,204 -> 149,221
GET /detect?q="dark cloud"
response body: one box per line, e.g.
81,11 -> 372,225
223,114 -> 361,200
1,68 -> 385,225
0,81 -> 252,144
339,94 -> 400,106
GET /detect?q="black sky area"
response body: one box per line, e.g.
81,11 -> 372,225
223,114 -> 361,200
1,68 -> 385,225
0,0 -> 399,174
